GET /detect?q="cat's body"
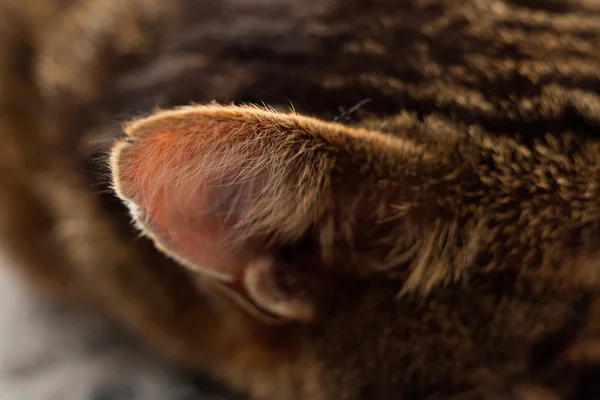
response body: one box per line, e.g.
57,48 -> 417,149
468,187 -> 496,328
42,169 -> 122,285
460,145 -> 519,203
1,0 -> 600,399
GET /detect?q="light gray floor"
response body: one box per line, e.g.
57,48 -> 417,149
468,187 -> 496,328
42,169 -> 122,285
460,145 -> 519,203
0,253 -> 238,400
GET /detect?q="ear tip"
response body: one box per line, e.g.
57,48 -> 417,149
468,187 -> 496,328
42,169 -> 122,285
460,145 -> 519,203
109,103 -> 275,207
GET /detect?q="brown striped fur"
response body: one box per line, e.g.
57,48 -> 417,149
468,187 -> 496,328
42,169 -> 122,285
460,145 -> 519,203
1,0 -> 600,399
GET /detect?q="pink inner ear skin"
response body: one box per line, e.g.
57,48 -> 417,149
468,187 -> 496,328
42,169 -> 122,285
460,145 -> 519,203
142,193 -> 246,282
116,122 -> 253,282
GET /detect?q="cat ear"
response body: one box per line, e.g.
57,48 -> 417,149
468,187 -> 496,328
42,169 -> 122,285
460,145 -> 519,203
110,104 -> 417,322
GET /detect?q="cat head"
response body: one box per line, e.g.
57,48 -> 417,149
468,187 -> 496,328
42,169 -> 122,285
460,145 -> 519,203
109,104 -> 600,399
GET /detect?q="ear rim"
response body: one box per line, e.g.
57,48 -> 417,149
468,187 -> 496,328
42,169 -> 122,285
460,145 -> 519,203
116,103 -> 415,149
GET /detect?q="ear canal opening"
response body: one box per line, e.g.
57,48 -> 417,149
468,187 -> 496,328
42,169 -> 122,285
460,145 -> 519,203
243,257 -> 316,323
199,256 -> 317,325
